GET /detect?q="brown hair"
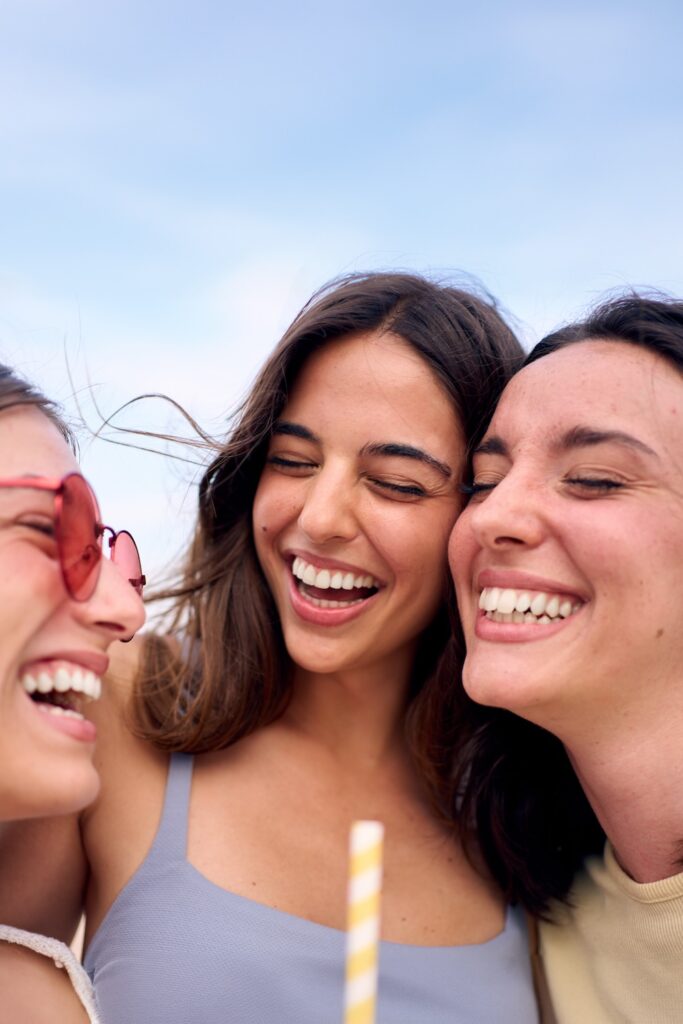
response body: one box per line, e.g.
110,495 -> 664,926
0,363 -> 74,449
134,273 -> 523,835
453,291 -> 683,916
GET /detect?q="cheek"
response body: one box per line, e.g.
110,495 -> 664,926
252,474 -> 302,537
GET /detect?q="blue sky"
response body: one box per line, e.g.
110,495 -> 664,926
2,0 -> 682,586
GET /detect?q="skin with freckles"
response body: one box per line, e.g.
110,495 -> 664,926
0,406 -> 145,821
451,339 -> 683,882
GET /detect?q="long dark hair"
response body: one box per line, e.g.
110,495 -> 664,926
0,363 -> 74,447
133,271 -> 523,841
453,291 -> 683,916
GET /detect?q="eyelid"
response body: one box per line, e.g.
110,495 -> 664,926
369,477 -> 427,498
267,455 -> 318,468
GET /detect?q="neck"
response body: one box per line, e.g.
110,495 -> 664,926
561,701 -> 683,883
283,653 -> 414,768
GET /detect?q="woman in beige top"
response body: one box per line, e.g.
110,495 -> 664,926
450,293 -> 683,1023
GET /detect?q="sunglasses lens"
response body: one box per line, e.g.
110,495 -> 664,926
111,530 -> 145,595
60,475 -> 102,600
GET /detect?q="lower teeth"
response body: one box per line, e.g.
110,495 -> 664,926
37,704 -> 84,721
485,611 -> 557,624
297,582 -> 364,608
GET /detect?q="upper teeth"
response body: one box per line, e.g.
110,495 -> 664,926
20,667 -> 102,701
478,587 -> 580,621
292,556 -> 379,591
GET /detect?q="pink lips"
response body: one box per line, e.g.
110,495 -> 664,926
33,704 -> 97,743
21,649 -> 110,677
287,569 -> 380,627
476,568 -> 586,601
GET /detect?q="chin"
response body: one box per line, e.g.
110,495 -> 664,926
6,762 -> 101,821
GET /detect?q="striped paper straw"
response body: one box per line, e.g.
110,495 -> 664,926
344,820 -> 385,1024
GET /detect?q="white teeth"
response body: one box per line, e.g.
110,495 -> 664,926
529,593 -> 548,617
314,569 -> 331,589
37,704 -> 85,721
55,668 -> 71,692
298,582 -> 364,608
497,589 -> 517,614
479,586 -> 582,624
292,556 -> 379,592
20,666 -> 102,702
38,672 -> 53,694
302,563 -> 317,586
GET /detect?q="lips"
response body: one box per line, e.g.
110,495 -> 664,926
283,551 -> 383,627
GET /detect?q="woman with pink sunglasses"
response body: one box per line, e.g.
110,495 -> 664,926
0,273 -> 542,1023
0,363 -> 146,1022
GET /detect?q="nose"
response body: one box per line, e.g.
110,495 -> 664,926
468,472 -> 546,552
297,463 -> 359,545
74,555 -> 146,642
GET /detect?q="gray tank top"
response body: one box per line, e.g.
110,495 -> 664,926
85,754 -> 538,1023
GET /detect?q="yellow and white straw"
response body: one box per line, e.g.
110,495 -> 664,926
344,820 -> 385,1024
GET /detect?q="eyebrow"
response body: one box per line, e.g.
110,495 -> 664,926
272,421 -> 320,443
361,442 -> 452,478
556,426 -> 658,458
472,435 -> 508,457
473,427 -> 658,460
272,422 -> 452,478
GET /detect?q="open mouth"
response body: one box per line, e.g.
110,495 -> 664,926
478,586 -> 583,624
291,555 -> 381,608
20,665 -> 102,722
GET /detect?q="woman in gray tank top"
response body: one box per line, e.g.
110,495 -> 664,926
0,272 -> 541,1023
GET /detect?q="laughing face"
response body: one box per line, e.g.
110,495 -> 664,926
450,340 -> 683,735
0,406 -> 145,820
252,331 -> 465,680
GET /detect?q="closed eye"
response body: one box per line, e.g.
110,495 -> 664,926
369,478 -> 427,498
459,481 -> 498,498
267,455 -> 318,471
565,477 -> 625,492
18,517 -> 56,538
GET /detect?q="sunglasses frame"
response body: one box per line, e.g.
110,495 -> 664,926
0,472 -> 146,601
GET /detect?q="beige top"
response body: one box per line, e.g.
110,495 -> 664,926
540,843 -> 683,1024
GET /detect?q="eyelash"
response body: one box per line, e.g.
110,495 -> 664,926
17,519 -> 57,541
460,477 -> 625,497
267,457 -> 427,498
267,456 -> 317,470
565,476 -> 624,492
369,478 -> 426,498
459,482 -> 495,497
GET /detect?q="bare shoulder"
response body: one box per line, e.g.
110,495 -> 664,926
81,634 -> 173,941
0,942 -> 89,1024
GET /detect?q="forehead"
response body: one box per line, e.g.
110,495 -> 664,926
491,340 -> 683,449
285,330 -> 464,442
0,406 -> 78,478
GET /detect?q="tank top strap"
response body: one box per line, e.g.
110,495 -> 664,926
147,752 -> 194,864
